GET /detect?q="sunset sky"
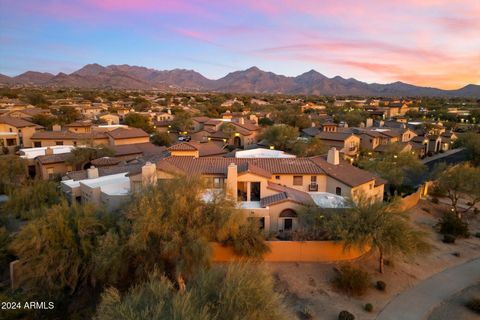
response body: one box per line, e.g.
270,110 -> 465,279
1,0 -> 479,89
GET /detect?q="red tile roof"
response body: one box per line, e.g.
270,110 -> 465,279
31,131 -> 107,140
0,117 -> 41,128
106,127 -> 149,139
310,156 -> 381,187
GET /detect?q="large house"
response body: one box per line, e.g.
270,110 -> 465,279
30,127 -> 150,147
0,117 -> 44,151
127,148 -> 385,234
315,132 -> 360,161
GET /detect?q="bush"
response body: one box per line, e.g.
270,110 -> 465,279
442,234 -> 456,244
431,197 -> 439,204
438,212 -> 469,238
466,298 -> 480,314
376,280 -> 386,291
364,303 -> 373,312
333,265 -> 371,296
338,310 -> 355,320
475,232 -> 480,238
151,132 -> 172,147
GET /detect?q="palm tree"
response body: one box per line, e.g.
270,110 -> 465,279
329,197 -> 430,273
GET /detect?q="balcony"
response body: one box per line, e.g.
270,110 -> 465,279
308,183 -> 319,192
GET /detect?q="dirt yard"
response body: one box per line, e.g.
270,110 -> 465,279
267,199 -> 480,320
428,284 -> 480,320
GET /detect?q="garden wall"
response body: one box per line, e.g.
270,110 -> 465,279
398,181 -> 432,212
211,241 -> 368,262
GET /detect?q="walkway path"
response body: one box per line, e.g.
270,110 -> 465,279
376,257 -> 480,320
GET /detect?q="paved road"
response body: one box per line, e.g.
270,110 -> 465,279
421,148 -> 465,164
376,258 -> 480,320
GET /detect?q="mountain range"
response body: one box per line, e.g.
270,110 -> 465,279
1,63 -> 479,97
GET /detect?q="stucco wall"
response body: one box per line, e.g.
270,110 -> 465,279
211,241 -> 368,262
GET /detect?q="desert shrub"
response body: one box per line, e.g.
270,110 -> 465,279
475,232 -> 480,238
301,306 -> 313,320
333,265 -> 370,296
338,310 -> 355,320
431,197 -> 439,204
438,212 -> 469,238
442,234 -> 456,244
364,303 -> 373,312
376,280 -> 386,291
225,219 -> 271,259
466,298 -> 480,314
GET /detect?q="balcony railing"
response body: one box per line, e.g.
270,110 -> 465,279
308,183 -> 319,191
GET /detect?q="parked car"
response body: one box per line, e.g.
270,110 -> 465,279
178,135 -> 191,142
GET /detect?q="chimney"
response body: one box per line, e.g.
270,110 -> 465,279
167,108 -> 172,114
87,166 -> 99,179
226,163 -> 238,201
238,117 -> 245,125
141,162 -> 157,186
45,147 -> 54,155
52,124 -> 62,132
327,147 -> 340,165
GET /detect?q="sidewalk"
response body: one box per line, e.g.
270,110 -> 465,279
376,257 -> 480,320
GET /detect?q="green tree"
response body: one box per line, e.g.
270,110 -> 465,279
170,112 -> 193,133
260,125 -> 299,151
291,137 -> 328,157
433,164 -> 480,218
124,113 -> 154,133
53,105 -> 80,125
10,202 -> 107,295
66,146 -> 115,170
151,132 -> 172,147
31,114 -> 56,129
0,155 -> 27,194
24,92 -> 49,107
132,97 -> 152,112
456,132 -> 480,166
95,264 -> 290,320
126,176 -> 240,291
358,144 -> 425,195
329,198 -> 430,273
4,179 -> 60,219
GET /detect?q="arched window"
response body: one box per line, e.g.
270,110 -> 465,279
336,187 -> 342,196
279,209 -> 297,218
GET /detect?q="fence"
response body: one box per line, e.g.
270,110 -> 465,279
211,241 -> 368,262
398,181 -> 432,212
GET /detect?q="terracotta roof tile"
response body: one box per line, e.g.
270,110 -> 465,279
310,156 -> 381,187
106,127 -> 149,139
0,116 -> 41,128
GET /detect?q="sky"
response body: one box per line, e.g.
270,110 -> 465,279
0,0 -> 479,89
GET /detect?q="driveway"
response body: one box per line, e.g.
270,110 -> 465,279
376,257 -> 480,320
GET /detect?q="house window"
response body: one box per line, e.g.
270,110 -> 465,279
275,175 -> 280,180
34,141 -> 41,147
336,187 -> 342,195
293,176 -> 303,186
55,141 -> 63,146
311,176 -> 317,183
213,177 -> 224,189
250,182 -> 261,201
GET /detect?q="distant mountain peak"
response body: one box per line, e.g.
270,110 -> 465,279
0,63 -> 478,97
